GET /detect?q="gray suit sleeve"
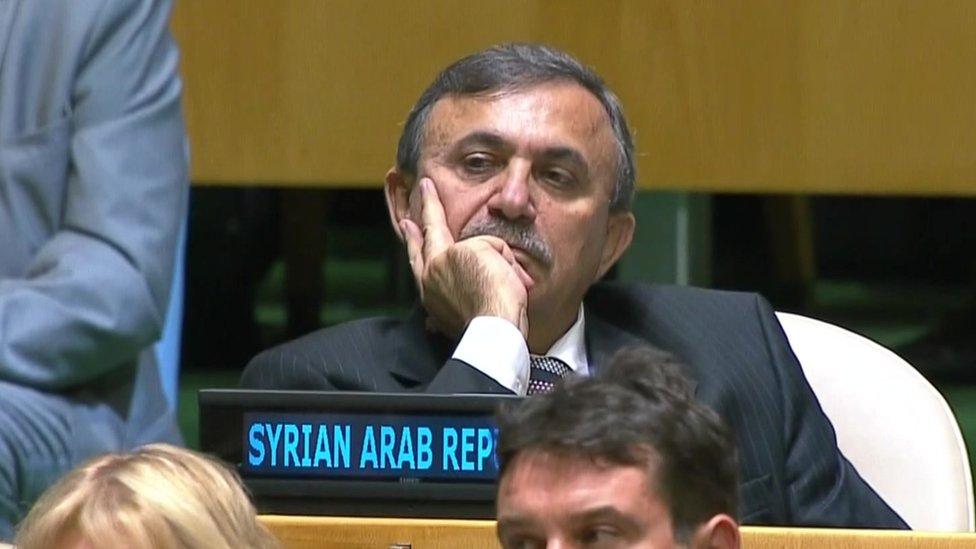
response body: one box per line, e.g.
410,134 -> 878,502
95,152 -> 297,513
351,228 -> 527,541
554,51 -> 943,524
0,0 -> 188,389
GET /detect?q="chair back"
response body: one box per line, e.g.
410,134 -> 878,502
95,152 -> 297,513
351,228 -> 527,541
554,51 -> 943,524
776,312 -> 974,532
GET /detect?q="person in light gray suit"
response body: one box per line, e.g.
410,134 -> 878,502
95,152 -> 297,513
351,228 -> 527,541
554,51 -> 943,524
0,0 -> 187,539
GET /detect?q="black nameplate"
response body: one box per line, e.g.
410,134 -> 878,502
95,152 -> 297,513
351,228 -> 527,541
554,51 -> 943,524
199,389 -> 517,518
244,411 -> 498,480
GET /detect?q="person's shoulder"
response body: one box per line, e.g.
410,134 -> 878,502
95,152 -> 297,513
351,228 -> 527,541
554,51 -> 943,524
240,316 -> 403,389
585,281 -> 779,343
587,281 -> 768,314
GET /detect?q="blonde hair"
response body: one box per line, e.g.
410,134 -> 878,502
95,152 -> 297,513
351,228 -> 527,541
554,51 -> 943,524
15,444 -> 279,549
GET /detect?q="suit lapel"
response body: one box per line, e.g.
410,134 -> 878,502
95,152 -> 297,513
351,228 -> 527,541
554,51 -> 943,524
585,309 -> 699,395
584,312 -> 646,372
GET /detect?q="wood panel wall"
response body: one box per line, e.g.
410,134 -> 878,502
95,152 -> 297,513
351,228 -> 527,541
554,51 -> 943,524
172,1 -> 976,194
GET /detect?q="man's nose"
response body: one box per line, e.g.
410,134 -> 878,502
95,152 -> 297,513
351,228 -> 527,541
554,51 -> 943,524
486,161 -> 537,221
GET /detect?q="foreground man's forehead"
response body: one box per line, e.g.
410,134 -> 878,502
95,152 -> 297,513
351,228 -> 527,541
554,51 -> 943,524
497,452 -> 678,547
498,451 -> 662,515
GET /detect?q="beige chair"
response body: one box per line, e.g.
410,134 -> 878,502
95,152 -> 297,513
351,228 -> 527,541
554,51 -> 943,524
776,312 -> 975,532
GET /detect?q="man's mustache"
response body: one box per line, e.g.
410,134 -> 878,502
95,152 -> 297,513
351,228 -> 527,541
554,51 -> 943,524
458,217 -> 554,268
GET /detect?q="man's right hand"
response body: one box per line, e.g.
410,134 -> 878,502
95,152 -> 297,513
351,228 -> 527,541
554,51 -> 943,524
400,178 -> 532,340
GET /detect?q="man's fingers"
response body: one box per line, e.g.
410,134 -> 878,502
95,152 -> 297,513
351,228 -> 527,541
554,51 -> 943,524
468,236 -> 535,290
475,235 -> 515,260
511,258 -> 534,290
517,304 -> 530,339
400,219 -> 425,295
419,178 -> 454,259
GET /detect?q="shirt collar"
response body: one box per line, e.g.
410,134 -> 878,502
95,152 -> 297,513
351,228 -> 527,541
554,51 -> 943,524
533,306 -> 589,376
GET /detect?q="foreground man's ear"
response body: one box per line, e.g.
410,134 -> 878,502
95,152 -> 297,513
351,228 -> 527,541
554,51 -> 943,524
384,168 -> 413,241
595,210 -> 635,280
691,514 -> 740,549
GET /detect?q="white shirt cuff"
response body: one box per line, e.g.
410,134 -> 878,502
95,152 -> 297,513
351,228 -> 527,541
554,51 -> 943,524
452,316 -> 530,396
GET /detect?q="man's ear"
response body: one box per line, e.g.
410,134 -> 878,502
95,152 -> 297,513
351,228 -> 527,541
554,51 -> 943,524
384,168 -> 414,241
690,514 -> 740,549
595,210 -> 635,280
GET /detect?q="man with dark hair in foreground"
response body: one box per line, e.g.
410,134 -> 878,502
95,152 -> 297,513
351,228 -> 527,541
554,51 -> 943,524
242,43 -> 906,528
496,347 -> 740,549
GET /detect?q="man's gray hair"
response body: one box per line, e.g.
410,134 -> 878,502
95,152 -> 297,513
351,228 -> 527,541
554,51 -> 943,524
396,43 -> 636,212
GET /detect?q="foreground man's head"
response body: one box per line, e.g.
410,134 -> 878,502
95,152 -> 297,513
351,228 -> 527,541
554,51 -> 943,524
385,43 -> 637,351
495,347 -> 741,549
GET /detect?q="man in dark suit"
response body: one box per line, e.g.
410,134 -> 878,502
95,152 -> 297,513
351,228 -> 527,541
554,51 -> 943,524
242,43 -> 907,528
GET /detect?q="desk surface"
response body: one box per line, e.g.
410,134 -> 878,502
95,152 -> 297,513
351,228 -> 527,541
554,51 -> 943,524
259,515 -> 976,549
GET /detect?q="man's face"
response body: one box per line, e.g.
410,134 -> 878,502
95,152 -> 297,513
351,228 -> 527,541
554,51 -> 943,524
496,451 -> 677,549
391,82 -> 634,345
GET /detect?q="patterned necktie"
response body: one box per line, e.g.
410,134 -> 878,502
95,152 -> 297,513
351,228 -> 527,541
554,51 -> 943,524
527,356 -> 572,395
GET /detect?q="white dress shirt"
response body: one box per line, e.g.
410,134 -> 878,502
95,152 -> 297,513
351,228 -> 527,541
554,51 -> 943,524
451,307 -> 589,396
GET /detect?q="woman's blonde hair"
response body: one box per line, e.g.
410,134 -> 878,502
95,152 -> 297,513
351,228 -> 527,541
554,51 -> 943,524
16,444 -> 278,549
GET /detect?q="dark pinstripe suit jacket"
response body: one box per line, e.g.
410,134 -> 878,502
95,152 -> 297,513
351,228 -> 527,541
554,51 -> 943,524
241,282 -> 907,529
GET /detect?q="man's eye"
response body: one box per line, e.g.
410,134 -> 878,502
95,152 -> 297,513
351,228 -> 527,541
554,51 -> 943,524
461,153 -> 497,173
501,535 -> 544,549
540,168 -> 575,187
579,526 -> 623,548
